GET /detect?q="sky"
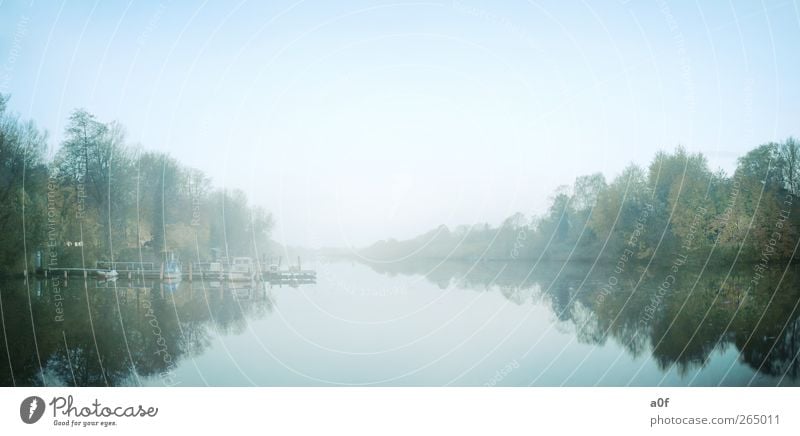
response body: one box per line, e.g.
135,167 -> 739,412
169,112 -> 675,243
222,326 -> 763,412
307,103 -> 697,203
1,0 -> 799,248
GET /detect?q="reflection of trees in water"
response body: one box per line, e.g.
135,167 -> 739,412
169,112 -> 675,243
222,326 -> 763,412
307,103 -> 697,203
0,279 -> 275,386
363,259 -> 800,382
735,303 -> 800,380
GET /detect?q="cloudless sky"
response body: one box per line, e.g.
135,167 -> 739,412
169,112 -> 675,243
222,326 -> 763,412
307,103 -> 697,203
1,0 -> 799,248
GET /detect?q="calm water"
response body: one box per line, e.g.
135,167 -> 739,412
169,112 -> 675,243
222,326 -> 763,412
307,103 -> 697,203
1,258 -> 799,386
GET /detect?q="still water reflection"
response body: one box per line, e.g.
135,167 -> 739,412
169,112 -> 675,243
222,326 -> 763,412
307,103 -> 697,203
1,258 -> 799,386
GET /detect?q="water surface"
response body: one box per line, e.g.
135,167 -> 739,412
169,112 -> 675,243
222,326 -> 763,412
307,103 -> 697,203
1,259 -> 798,386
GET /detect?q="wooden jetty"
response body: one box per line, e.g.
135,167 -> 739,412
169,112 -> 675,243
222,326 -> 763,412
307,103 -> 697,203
39,257 -> 316,284
262,269 -> 317,283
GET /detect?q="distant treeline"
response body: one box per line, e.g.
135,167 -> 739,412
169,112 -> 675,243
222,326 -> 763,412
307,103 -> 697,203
362,138 -> 800,264
0,94 -> 273,275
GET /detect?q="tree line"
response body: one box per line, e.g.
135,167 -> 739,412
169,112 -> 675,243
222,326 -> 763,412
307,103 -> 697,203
362,139 -> 800,264
0,94 -> 273,276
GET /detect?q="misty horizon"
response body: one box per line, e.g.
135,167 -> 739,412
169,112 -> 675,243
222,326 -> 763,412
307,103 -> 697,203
5,0 -> 800,397
3,0 -> 799,248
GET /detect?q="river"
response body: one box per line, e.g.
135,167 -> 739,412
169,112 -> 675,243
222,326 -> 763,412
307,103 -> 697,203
1,258 -> 798,386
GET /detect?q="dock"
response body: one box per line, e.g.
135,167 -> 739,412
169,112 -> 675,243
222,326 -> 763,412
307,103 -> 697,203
39,259 -> 316,284
262,270 -> 317,283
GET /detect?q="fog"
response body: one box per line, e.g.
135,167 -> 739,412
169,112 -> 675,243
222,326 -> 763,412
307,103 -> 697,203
2,0 -> 799,248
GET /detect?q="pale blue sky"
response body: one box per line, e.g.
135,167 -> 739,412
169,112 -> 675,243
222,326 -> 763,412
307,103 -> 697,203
1,0 -> 799,247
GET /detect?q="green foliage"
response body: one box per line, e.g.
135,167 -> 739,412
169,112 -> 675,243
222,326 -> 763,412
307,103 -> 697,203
364,141 -> 800,265
0,101 -> 274,275
0,94 -> 49,272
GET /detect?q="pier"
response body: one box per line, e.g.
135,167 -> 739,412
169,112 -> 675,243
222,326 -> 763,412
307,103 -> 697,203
39,259 -> 316,284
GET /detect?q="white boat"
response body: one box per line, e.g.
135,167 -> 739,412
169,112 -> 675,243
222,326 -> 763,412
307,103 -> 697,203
96,269 -> 118,279
227,257 -> 255,281
162,258 -> 182,281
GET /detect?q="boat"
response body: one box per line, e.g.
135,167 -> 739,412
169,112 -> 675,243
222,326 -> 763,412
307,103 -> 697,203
96,269 -> 118,280
163,258 -> 182,281
227,257 -> 255,281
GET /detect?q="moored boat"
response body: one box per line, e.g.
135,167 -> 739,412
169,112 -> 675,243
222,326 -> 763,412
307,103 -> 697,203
96,269 -> 118,280
163,258 -> 182,281
227,257 -> 255,281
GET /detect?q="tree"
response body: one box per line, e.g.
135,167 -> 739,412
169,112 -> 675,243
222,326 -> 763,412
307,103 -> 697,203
572,173 -> 606,212
55,109 -> 134,257
778,137 -> 800,195
663,149 -> 715,250
547,189 -> 571,243
0,94 -> 49,273
735,143 -> 782,192
589,164 -> 650,253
